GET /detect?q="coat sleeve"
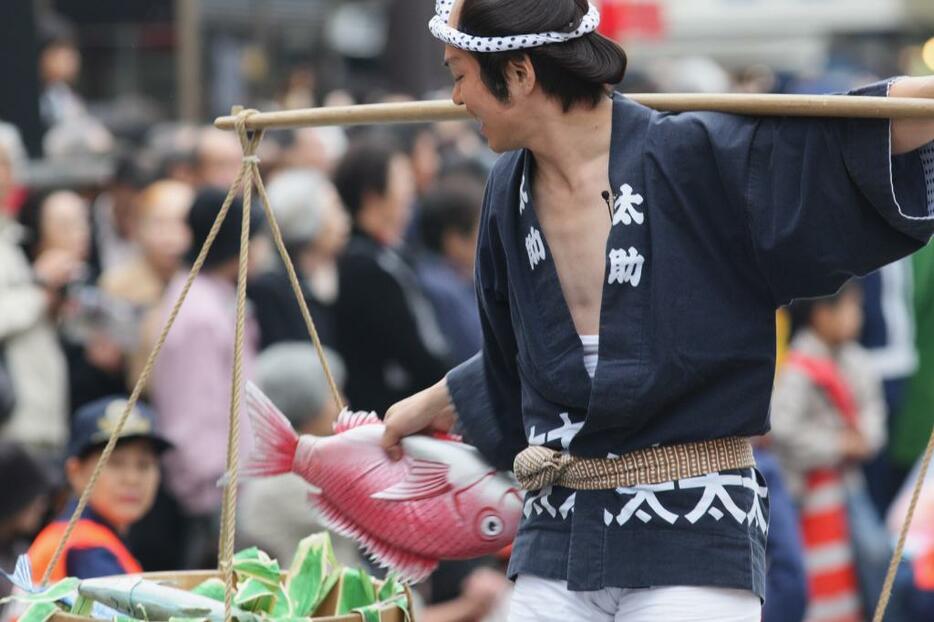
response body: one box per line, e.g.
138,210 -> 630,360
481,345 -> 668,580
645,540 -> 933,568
652,79 -> 934,307
445,175 -> 527,471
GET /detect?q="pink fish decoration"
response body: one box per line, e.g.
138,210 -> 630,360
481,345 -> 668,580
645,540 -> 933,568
242,382 -> 523,583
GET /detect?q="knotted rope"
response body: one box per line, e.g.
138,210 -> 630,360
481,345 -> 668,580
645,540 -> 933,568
513,437 -> 756,492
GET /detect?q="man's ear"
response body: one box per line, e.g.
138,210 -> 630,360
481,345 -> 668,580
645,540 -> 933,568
506,55 -> 536,98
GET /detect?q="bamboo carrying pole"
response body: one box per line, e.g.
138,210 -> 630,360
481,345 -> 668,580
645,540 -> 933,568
214,93 -> 934,130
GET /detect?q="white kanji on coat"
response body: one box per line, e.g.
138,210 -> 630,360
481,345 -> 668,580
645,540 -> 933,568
519,175 -> 529,215
525,227 -> 546,270
613,184 -> 644,226
608,247 -> 645,287
743,472 -> 769,535
681,473 -> 748,524
608,482 -> 678,525
528,412 -> 584,449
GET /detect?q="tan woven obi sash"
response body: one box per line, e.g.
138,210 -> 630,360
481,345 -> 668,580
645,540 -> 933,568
513,436 -> 756,491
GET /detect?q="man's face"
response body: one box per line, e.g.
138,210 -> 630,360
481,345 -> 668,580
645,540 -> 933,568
445,48 -> 523,153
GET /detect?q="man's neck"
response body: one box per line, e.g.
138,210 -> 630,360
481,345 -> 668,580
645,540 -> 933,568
525,96 -> 614,192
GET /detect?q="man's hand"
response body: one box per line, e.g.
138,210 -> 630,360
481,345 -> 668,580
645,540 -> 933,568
840,428 -> 872,463
381,377 -> 458,461
889,76 -> 934,155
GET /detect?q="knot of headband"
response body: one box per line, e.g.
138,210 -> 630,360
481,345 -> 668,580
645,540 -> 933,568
429,0 -> 601,53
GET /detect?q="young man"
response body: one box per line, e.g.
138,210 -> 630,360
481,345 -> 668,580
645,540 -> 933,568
333,137 -> 451,415
381,0 -> 934,620
29,397 -> 170,580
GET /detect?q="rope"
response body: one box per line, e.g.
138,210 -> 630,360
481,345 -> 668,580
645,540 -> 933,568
252,163 -> 346,412
873,423 -> 934,622
217,109 -> 264,622
40,143 -> 252,587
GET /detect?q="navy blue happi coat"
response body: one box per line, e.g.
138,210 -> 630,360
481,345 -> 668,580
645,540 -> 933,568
446,80 -> 934,596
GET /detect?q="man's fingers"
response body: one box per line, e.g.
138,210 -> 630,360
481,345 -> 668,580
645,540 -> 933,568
381,421 -> 404,461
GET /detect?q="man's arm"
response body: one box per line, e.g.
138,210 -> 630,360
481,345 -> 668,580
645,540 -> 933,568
890,76 -> 934,155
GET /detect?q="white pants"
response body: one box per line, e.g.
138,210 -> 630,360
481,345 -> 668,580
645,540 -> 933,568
508,575 -> 761,622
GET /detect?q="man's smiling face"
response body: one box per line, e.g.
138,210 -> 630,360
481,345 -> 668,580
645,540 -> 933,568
442,0 -> 527,153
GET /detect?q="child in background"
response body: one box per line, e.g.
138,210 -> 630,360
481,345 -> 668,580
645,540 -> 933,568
770,282 -> 889,622
0,442 -> 52,614
28,397 -> 170,581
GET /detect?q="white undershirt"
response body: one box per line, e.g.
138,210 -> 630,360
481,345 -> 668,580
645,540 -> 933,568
580,334 -> 599,378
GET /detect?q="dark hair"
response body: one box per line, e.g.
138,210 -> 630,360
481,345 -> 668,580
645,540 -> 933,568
419,175 -> 484,254
458,0 -> 627,111
787,280 -> 862,335
186,187 -> 262,268
333,136 -> 404,218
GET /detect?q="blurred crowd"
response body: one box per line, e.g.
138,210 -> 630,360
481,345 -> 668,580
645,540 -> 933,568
0,12 -> 933,622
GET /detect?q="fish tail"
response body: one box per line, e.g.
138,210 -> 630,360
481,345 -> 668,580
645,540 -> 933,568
0,554 -> 35,592
242,382 -> 299,477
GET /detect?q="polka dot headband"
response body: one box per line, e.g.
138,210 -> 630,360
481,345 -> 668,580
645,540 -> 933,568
429,0 -> 601,53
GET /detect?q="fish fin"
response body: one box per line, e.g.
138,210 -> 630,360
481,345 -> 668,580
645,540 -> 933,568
0,555 -> 35,592
309,493 -> 437,583
333,409 -> 381,433
242,382 -> 299,477
370,459 -> 452,501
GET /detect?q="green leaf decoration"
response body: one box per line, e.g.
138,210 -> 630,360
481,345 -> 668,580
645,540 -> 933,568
376,574 -> 403,602
18,602 -> 60,622
112,615 -> 144,622
167,617 -> 210,622
233,548 -> 281,588
334,568 -> 376,615
286,533 -> 340,616
1,578 -> 79,604
268,584 -> 292,618
234,578 -> 276,614
190,578 -> 226,603
70,594 -> 93,616
352,594 -> 410,622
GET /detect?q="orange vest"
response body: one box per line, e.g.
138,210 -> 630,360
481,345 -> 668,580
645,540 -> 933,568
28,519 -> 142,582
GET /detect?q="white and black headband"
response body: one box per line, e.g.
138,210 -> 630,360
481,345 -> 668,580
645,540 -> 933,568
429,0 -> 601,53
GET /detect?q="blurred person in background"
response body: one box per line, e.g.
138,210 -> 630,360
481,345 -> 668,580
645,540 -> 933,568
754,445 -> 808,622
0,442 -> 52,612
771,283 -> 889,622
276,128 -> 347,176
149,188 -> 261,569
90,155 -> 151,276
416,175 -> 484,364
28,397 -> 170,581
333,137 -> 450,415
20,191 -> 129,412
0,174 -> 69,459
249,169 -> 349,349
99,179 -> 193,390
37,14 -> 86,129
395,124 -> 443,202
99,180 -> 194,310
238,343 -> 360,567
0,125 -> 28,217
146,123 -> 201,186
857,260 -> 918,516
194,127 -> 243,191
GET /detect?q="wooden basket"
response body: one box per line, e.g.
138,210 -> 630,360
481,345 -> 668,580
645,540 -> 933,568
48,570 -> 413,622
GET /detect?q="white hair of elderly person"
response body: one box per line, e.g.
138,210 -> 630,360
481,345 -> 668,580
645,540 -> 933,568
263,168 -> 350,303
237,342 -> 362,567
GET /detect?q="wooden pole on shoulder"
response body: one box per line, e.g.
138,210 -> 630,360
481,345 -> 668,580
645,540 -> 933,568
214,93 -> 934,131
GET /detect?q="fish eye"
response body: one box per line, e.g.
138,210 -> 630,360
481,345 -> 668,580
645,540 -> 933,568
478,512 -> 504,539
